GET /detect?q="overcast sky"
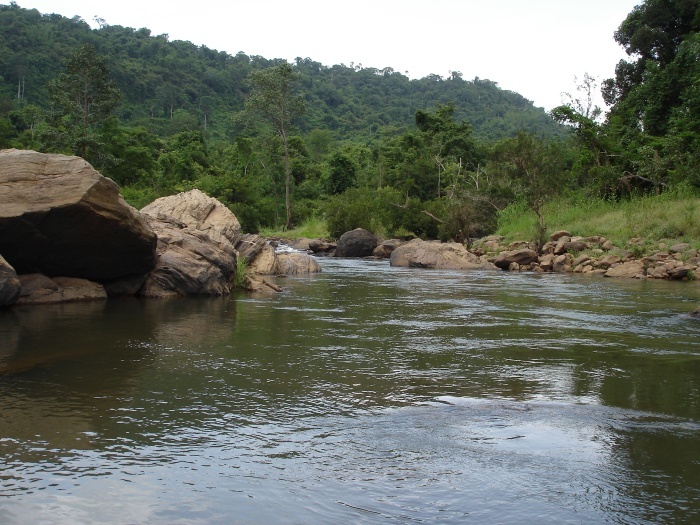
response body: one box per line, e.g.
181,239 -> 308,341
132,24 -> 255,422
19,0 -> 640,111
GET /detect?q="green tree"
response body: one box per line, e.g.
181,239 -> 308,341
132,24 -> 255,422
603,0 -> 700,135
46,43 -> 121,163
489,132 -> 569,248
325,150 -> 357,194
415,102 -> 478,198
243,61 -> 306,229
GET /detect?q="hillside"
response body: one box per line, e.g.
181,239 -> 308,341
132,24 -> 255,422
0,3 -> 563,141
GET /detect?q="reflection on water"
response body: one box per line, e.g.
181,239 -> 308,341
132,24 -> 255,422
1,258 -> 699,524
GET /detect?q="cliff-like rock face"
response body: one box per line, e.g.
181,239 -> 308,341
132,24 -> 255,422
139,190 -> 242,297
0,149 -> 156,284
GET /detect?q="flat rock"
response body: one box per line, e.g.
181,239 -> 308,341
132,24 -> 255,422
605,260 -> 646,279
550,230 -> 573,241
16,273 -> 107,305
390,239 -> 496,270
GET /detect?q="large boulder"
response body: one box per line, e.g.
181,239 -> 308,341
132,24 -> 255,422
0,149 -> 156,284
493,249 -> 539,270
390,239 -> 497,270
0,254 -> 20,307
605,260 -> 646,279
139,190 -> 241,297
335,228 -> 378,258
274,252 -> 322,275
247,243 -> 278,275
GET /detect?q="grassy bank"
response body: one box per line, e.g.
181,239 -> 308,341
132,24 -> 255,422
497,188 -> 700,253
261,216 -> 330,240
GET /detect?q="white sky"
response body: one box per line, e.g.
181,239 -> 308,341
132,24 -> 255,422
18,0 -> 640,111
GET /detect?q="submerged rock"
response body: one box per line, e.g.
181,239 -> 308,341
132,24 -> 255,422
274,252 -> 321,275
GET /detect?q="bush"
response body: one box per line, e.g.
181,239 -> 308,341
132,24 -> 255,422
323,187 -> 406,238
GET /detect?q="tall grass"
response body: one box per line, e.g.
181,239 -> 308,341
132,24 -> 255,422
497,186 -> 700,249
261,216 -> 330,240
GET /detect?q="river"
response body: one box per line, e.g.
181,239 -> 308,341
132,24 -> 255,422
1,258 -> 699,524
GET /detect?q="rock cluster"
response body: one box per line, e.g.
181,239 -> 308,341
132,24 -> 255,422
231,234 -> 321,293
471,231 -> 700,281
0,150 -> 320,307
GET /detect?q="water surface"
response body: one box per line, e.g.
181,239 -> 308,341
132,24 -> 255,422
1,258 -> 699,524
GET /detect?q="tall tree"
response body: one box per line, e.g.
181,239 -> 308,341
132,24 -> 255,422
603,0 -> 700,135
46,43 -> 121,163
243,61 -> 306,230
489,132 -> 568,248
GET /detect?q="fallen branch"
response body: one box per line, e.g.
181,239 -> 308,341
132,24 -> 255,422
421,210 -> 444,223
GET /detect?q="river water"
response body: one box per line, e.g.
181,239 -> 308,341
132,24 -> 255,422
1,258 -> 699,524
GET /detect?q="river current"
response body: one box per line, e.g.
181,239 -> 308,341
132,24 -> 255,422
1,258 -> 699,524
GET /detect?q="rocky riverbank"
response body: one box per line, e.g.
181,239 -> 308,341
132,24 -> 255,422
277,227 -> 699,317
281,227 -> 699,282
1,149 -> 696,313
0,149 -> 320,307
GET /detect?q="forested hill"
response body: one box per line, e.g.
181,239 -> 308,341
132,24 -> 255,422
0,3 -> 561,141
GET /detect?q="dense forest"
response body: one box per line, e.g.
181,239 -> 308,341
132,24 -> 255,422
1,0 -> 699,242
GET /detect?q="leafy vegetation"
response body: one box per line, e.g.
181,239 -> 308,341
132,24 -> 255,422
497,185 -> 700,251
1,0 -> 699,247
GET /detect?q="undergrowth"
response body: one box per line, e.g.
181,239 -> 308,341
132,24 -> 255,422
497,186 -> 700,250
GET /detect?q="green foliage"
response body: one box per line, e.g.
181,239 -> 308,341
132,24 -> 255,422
3,1 -> 699,249
324,149 -> 357,194
488,132 -> 570,247
44,43 -> 121,166
0,5 -> 563,143
497,187 -> 700,248
243,61 -> 306,230
323,187 -> 405,238
233,256 -> 248,290
261,216 -> 330,239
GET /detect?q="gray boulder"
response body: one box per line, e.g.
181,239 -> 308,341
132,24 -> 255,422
0,149 -> 156,284
373,239 -> 404,258
335,228 -> 378,258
